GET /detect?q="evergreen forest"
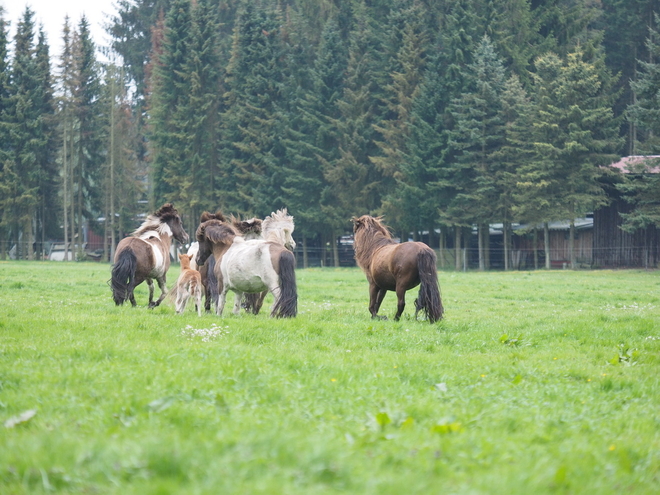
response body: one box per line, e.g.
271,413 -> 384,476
1,0 -> 660,268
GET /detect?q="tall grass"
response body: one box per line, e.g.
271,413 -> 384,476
1,262 -> 659,494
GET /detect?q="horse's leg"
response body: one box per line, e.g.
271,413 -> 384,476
176,288 -> 188,314
369,283 -> 388,320
268,285 -> 281,317
216,286 -> 228,316
394,285 -> 407,321
255,291 -> 267,314
146,278 -> 155,308
232,291 -> 243,315
196,286 -> 203,317
150,276 -> 168,308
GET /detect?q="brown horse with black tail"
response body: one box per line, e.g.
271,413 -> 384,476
111,203 -> 189,308
352,215 -> 443,323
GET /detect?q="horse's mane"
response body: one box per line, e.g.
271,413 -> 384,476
229,214 -> 263,237
200,210 -> 226,223
196,219 -> 237,245
352,215 -> 395,267
262,208 -> 294,242
132,203 -> 179,237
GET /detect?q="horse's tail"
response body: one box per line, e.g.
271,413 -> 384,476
111,249 -> 137,306
205,256 -> 219,310
416,249 -> 443,323
272,250 -> 297,318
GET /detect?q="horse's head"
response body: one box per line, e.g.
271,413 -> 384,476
263,208 -> 296,251
352,215 -> 390,238
178,253 -> 193,270
156,203 -> 189,244
195,219 -> 237,267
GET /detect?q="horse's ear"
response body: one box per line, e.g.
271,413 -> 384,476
200,211 -> 212,223
214,210 -> 227,222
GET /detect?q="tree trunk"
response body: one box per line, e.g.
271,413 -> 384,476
333,232 -> 339,267
439,228 -> 446,269
569,218 -> 575,269
302,236 -> 308,269
533,228 -> 538,270
63,122 -> 69,262
27,213 -> 35,260
503,221 -> 510,271
454,226 -> 461,271
544,222 -> 550,269
478,223 -> 484,271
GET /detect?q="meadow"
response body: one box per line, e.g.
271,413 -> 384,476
1,261 -> 659,494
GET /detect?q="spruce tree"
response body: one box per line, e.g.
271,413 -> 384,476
525,47 -> 622,268
8,7 -> 41,259
0,7 -> 10,258
372,2 -> 428,236
34,28 -> 58,257
72,16 -> 104,259
321,4 -> 384,265
184,0 -> 222,224
221,2 -> 287,215
149,0 -> 193,208
628,14 -> 660,153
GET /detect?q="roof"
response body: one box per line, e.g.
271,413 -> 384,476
609,155 -> 660,174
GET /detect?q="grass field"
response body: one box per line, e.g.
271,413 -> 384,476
1,261 -> 659,494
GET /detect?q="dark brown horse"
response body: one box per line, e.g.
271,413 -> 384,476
352,215 -> 443,322
111,203 -> 189,308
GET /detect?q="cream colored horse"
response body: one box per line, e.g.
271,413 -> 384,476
195,220 -> 297,318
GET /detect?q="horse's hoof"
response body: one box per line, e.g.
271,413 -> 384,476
371,315 -> 388,321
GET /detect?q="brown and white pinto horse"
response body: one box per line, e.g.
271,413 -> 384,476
111,203 -> 189,308
352,215 -> 443,323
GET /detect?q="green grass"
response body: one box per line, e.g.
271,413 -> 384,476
1,261 -> 660,494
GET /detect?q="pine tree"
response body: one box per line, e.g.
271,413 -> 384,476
149,0 -> 193,208
7,7 -> 41,259
278,10 -> 330,264
220,2 -> 288,215
71,16 -> 104,259
320,4 -> 384,265
447,35 -> 508,269
33,28 -> 58,258
0,7 -> 11,258
600,0 -> 656,153
628,14 -> 660,153
372,2 -> 428,236
179,0 -> 222,226
525,47 -> 622,268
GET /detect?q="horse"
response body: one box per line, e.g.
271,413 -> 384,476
192,211 -> 264,313
173,253 -> 203,316
195,219 -> 297,318
111,203 -> 189,308
242,208 -> 296,315
352,215 -> 443,323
